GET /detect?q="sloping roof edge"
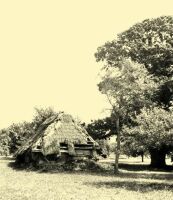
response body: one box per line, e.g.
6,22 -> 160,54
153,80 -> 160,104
14,114 -> 60,157
14,113 -> 98,157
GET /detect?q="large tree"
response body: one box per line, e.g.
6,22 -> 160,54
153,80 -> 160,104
95,16 -> 173,171
122,106 -> 173,168
95,16 -> 173,106
98,59 -> 157,173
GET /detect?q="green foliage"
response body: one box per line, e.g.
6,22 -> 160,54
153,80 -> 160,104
8,121 -> 35,153
0,107 -> 60,155
95,16 -> 173,106
0,129 -> 10,156
158,80 -> 173,107
98,59 -> 158,118
86,117 -> 116,139
121,135 -> 146,157
96,139 -> 112,156
122,106 -> 173,154
95,16 -> 173,77
32,107 -> 58,130
98,58 -> 158,172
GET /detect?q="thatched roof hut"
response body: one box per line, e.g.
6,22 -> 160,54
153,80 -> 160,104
15,113 -> 101,164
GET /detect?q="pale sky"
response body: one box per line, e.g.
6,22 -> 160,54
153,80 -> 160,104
0,0 -> 172,128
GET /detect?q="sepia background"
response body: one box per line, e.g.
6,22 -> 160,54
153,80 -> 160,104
0,0 -> 172,128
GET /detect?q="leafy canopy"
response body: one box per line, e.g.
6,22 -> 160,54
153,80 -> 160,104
122,106 -> 173,153
98,59 -> 158,118
95,16 -> 173,77
86,117 -> 117,139
1,107 -> 61,154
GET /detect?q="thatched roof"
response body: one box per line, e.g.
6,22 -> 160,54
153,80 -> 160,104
14,113 -> 98,157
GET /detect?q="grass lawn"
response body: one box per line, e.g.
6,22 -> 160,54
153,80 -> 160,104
1,156 -> 173,200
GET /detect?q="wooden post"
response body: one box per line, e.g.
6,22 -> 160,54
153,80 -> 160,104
141,152 -> 144,162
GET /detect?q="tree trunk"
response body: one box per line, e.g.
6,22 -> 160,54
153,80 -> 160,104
141,153 -> 144,162
114,117 -> 120,173
149,149 -> 166,168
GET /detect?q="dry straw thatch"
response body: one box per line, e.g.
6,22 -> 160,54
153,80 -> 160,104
14,113 -> 98,157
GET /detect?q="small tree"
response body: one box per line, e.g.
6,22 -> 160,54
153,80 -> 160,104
8,107 -> 61,154
122,106 -> 173,168
86,118 -> 117,157
0,129 -> 10,156
32,107 -> 59,130
121,138 -> 146,162
98,59 -> 157,173
86,117 -> 116,140
8,121 -> 35,153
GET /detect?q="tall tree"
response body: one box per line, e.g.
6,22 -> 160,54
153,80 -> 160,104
95,16 -> 173,106
98,59 -> 157,173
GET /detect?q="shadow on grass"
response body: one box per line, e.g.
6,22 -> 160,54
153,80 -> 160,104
6,159 -> 173,193
7,160 -> 173,181
7,160 -> 114,176
116,171 -> 173,180
8,161 -> 40,172
85,180 -> 173,192
119,163 -> 173,172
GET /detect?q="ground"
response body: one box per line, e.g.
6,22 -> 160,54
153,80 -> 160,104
1,155 -> 173,200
